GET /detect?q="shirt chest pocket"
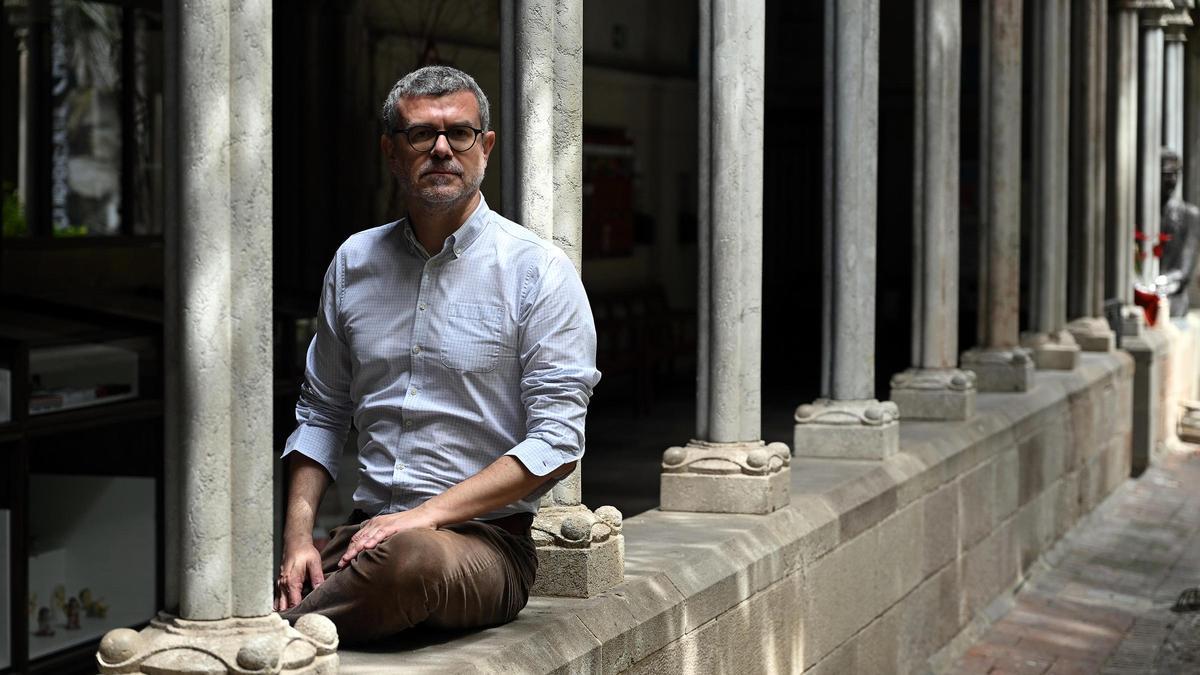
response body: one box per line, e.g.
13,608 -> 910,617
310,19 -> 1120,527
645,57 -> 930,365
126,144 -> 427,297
440,302 -> 505,373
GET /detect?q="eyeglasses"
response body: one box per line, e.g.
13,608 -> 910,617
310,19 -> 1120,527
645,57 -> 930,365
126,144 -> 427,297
394,125 -> 483,152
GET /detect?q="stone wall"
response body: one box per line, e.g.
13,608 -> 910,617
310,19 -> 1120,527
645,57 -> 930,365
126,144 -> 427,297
339,351 -> 1133,674
628,354 -> 1131,674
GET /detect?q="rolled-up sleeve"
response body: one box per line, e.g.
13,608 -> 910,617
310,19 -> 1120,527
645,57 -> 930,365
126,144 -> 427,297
281,252 -> 354,481
506,251 -> 602,478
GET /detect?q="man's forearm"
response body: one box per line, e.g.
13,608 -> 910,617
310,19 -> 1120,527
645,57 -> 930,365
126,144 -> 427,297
284,454 -> 332,545
413,456 -> 573,527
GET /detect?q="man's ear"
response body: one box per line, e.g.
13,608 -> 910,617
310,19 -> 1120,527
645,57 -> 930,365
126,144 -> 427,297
480,130 -> 497,162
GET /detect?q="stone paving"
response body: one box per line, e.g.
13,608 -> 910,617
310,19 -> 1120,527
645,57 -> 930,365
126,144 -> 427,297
951,447 -> 1200,674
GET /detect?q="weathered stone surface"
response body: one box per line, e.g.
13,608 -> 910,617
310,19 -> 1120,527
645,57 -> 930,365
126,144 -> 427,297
902,0 -> 964,419
532,529 -> 624,598
660,440 -> 790,514
1022,330 -> 1083,370
962,347 -> 1035,392
97,614 -> 337,675
889,368 -> 977,420
1126,327 -> 1170,473
962,520 -> 1017,618
968,0 -> 1025,377
1028,0 -> 1072,341
1066,317 -> 1116,352
960,459 -> 997,548
994,447 -> 1020,521
922,482 -> 958,577
1067,0 -> 1109,324
794,398 -> 900,460
898,564 -> 963,673
822,0 -> 880,402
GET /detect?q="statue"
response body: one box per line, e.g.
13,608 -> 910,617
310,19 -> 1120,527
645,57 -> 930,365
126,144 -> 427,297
34,607 -> 54,637
65,597 -> 81,630
1157,149 -> 1200,317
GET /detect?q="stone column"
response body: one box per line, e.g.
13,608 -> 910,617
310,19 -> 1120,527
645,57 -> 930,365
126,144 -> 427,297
1021,0 -> 1083,370
795,0 -> 899,459
500,0 -> 625,599
1189,8 -> 1200,204
2,0 -> 46,230
888,0 -> 977,419
1138,5 -> 1170,287
1163,8 -> 1191,202
97,2 -> 338,673
660,0 -> 790,514
1067,0 -> 1119,352
962,0 -> 1035,391
1108,1 -> 1145,336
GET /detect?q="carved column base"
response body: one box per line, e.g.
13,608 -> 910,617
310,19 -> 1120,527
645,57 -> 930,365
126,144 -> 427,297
793,399 -> 900,460
888,368 -> 977,420
659,440 -> 791,514
961,346 -> 1034,392
1020,330 -> 1081,370
96,613 -> 338,674
531,504 -> 624,597
1178,400 -> 1200,444
1122,304 -> 1147,337
1066,316 -> 1117,352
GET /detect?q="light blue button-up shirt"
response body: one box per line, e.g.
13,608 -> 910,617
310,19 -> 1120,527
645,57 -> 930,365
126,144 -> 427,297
282,196 -> 601,520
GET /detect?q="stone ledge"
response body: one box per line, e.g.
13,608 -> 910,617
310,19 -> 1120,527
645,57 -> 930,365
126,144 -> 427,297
337,351 -> 1133,674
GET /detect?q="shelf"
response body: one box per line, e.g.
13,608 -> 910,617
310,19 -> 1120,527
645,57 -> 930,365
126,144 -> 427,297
26,476 -> 156,662
0,399 -> 162,444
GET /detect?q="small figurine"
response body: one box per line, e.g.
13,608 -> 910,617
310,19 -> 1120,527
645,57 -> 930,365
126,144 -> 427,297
65,597 -> 81,630
80,587 -> 108,618
91,599 -> 109,619
34,607 -> 54,636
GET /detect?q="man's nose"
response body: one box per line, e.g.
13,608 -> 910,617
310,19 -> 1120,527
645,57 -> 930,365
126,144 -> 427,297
430,133 -> 453,158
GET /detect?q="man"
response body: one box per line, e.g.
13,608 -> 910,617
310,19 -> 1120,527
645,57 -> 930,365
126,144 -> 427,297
1157,148 -> 1200,317
274,65 -> 600,645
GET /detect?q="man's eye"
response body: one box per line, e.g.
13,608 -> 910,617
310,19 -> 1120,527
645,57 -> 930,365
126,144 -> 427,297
448,127 -> 474,142
408,128 -> 435,142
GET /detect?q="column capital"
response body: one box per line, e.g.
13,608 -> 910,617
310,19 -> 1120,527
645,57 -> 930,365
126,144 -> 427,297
1111,0 -> 1172,10
1163,8 -> 1194,39
3,0 -> 47,44
1135,1 -> 1178,26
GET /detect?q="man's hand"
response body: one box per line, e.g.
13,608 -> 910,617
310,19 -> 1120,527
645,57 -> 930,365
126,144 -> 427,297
338,508 -> 438,569
276,539 -> 326,612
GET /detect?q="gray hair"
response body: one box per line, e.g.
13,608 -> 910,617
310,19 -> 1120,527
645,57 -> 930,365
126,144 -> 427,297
381,65 -> 491,134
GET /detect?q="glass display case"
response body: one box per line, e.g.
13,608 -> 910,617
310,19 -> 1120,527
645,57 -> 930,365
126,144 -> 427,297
26,476 -> 154,660
0,300 -> 162,674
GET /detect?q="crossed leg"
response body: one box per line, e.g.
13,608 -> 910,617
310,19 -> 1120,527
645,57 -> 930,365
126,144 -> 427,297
281,519 -> 537,645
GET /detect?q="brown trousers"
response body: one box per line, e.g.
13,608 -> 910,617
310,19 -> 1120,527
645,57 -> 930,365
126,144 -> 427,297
281,511 -> 538,645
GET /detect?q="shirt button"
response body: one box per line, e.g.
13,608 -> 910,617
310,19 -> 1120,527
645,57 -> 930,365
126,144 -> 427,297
405,419 -> 414,429
408,387 -> 418,397
412,345 -> 421,355
418,303 -> 427,311
453,246 -> 463,256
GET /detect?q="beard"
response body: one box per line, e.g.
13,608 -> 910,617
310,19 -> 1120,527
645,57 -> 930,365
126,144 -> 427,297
397,158 -> 485,211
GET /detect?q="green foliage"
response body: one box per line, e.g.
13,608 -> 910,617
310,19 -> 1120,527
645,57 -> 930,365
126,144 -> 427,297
2,182 -> 28,237
54,224 -> 89,238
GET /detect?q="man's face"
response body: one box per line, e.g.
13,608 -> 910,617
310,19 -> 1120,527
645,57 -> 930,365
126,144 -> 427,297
381,90 -> 496,209
1163,166 -> 1180,200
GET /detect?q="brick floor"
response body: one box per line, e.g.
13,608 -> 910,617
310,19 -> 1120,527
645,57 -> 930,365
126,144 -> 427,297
949,448 -> 1200,675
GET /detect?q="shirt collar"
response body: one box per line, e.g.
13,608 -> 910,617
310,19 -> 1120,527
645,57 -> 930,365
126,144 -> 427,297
401,194 -> 492,261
